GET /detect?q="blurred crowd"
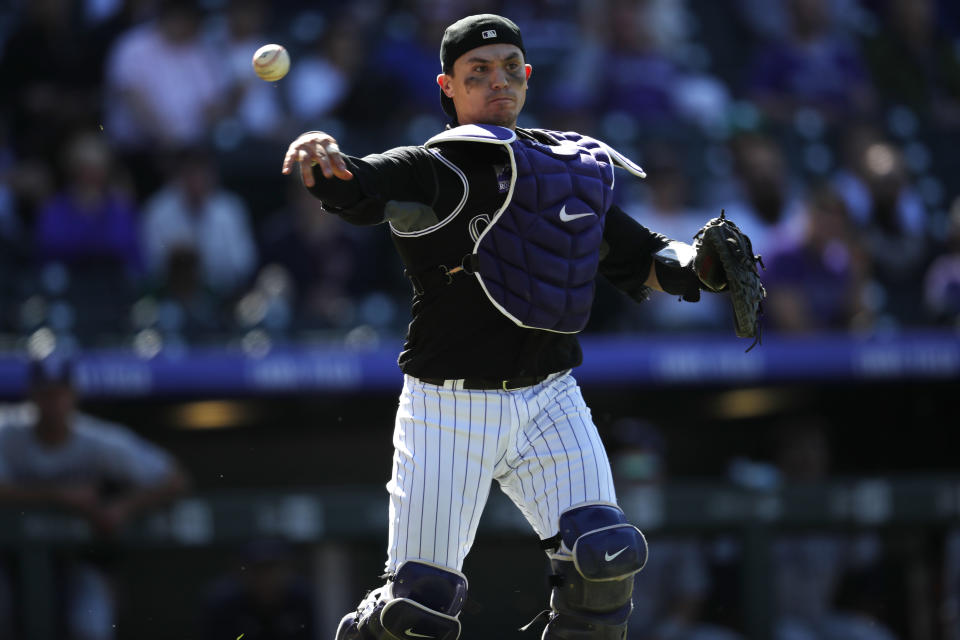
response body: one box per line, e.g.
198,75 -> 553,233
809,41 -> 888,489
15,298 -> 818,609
2,0 -> 960,353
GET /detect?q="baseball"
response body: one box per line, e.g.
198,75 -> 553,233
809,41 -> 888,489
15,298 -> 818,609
252,44 -> 290,82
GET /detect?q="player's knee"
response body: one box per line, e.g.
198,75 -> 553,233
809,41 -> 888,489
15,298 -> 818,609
543,503 -> 647,640
558,503 -> 647,582
335,560 -> 468,640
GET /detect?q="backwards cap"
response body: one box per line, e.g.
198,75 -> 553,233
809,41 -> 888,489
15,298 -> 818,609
439,14 -> 525,120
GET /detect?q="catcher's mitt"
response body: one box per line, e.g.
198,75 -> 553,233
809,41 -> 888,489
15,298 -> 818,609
693,210 -> 766,351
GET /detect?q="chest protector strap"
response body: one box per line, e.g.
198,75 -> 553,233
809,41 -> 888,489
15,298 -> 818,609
425,125 -> 643,334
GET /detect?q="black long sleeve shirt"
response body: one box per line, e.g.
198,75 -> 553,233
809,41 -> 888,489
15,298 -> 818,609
305,129 -> 668,380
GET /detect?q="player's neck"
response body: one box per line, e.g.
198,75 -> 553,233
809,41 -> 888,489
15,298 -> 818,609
457,118 -> 517,130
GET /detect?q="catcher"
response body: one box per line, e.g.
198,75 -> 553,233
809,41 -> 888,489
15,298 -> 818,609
282,14 -> 765,640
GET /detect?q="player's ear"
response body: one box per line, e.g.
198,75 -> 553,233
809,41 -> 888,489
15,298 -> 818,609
437,73 -> 454,97
525,64 -> 532,81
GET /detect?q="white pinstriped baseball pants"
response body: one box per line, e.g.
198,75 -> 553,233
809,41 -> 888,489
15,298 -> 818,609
385,370 -> 618,573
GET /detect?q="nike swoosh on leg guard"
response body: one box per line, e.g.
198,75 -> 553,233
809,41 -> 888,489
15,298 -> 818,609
604,546 -> 629,561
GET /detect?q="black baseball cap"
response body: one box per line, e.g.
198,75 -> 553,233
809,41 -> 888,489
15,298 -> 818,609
439,14 -> 526,120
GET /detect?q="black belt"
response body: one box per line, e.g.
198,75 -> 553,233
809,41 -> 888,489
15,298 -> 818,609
418,373 -> 551,391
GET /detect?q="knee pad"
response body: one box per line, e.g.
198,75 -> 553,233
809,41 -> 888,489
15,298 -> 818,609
543,503 -> 647,640
336,560 -> 468,640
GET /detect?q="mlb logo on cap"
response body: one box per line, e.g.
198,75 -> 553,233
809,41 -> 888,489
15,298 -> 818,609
481,29 -> 497,39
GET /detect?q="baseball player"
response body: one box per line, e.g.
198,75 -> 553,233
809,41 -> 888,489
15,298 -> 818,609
0,358 -> 189,639
281,14 -> 755,640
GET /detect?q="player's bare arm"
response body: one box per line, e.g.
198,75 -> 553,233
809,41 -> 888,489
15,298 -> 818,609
281,131 -> 354,187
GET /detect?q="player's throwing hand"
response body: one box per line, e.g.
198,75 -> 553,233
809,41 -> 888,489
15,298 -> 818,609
281,131 -> 353,187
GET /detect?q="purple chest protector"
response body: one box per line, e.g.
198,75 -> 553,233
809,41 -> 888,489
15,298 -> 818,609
425,125 -> 645,333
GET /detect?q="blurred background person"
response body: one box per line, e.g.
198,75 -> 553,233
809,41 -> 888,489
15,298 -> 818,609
623,148 -> 727,334
103,0 -> 227,196
140,146 -> 258,301
284,15 -> 368,133
611,418 -> 743,640
258,180 -> 372,332
30,131 -> 142,338
710,132 -> 807,258
588,0 -> 686,127
830,133 -> 930,325
33,131 -> 140,278
763,185 -> 875,333
860,0 -> 960,131
140,245 -> 226,340
546,0 -> 689,134
0,357 -> 189,640
743,0 -> 874,125
199,0 -> 297,223
766,416 -> 898,640
199,538 -> 317,640
0,0 -> 103,164
0,122 -> 29,331
923,197 -> 960,325
206,0 -> 288,146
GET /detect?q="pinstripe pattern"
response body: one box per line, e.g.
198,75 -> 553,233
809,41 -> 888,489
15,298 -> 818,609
385,371 -> 616,572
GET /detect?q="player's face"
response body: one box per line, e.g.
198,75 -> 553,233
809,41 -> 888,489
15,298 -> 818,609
438,44 -> 531,129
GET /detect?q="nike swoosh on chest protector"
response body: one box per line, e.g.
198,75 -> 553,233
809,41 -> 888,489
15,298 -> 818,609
558,204 -> 596,222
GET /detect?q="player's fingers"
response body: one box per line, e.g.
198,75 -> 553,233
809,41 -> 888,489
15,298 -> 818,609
312,143 -> 336,179
281,146 -> 298,174
322,142 -> 354,180
282,132 -> 320,173
298,149 -> 315,187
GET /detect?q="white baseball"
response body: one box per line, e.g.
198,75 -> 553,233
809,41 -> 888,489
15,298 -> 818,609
252,44 -> 290,82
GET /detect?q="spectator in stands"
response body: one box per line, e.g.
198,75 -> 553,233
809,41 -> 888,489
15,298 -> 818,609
285,16 -> 368,129
0,124 -> 25,270
831,130 -> 929,323
624,149 -> 727,332
200,538 -> 316,640
366,0 -> 459,131
0,0 -> 103,162
923,197 -> 960,325
141,147 -> 258,298
711,132 -> 806,257
734,0 -> 861,42
861,0 -> 960,130
602,0 -> 687,122
744,0 -> 874,124
610,418 -> 743,640
258,180 -> 369,330
148,246 -> 225,338
34,131 -> 141,276
763,185 -> 874,333
208,0 -> 289,144
0,116 -> 55,247
548,0 -> 685,130
767,416 -> 897,640
0,356 -> 189,640
103,1 -> 226,194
